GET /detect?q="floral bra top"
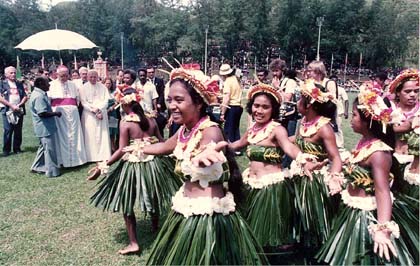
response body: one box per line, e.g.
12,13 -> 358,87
344,139 -> 394,195
246,145 -> 283,164
295,116 -> 330,161
173,116 -> 229,187
245,120 -> 284,164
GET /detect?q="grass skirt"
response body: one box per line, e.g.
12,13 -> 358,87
90,156 -> 181,216
146,210 -> 268,265
245,179 -> 294,246
292,173 -> 334,246
316,200 -> 416,265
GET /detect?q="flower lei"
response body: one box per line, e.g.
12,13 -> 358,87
299,116 -> 330,137
247,120 -> 280,144
173,117 -> 225,188
171,185 -> 236,218
242,167 -> 290,189
350,139 -> 393,164
403,161 -> 420,186
122,112 -> 141,122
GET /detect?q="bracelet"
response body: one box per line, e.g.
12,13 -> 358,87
325,172 -> 346,195
97,160 -> 109,175
368,220 -> 400,239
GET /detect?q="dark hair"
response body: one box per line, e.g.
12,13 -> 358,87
104,77 -> 114,91
257,68 -> 268,76
169,78 -> 208,118
34,76 -> 47,88
137,68 -> 146,75
301,83 -> 337,122
123,69 -> 137,82
123,88 -> 150,131
71,70 -> 79,75
374,72 -> 387,82
285,69 -> 297,80
269,59 -> 287,72
246,92 -> 280,120
353,98 -> 395,149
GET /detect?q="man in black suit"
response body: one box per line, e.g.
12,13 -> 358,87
0,66 -> 28,156
147,66 -> 167,137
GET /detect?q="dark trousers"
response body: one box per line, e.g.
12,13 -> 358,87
224,105 -> 243,143
155,113 -> 168,138
2,113 -> 24,153
281,118 -> 298,168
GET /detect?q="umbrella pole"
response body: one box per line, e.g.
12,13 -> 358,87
58,50 -> 62,65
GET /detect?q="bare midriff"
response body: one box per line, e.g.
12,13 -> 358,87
183,180 -> 225,198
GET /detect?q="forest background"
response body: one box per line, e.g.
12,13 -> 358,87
0,0 -> 418,71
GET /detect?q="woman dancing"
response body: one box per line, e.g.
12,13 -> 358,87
89,88 -> 181,255
228,83 -> 316,248
290,79 -> 342,249
317,81 -> 415,265
142,68 -> 268,265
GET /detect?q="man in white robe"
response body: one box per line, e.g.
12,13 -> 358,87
79,70 -> 111,162
48,66 -> 87,167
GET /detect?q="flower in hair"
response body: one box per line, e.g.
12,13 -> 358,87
388,69 -> 419,94
247,83 -> 282,103
300,79 -> 336,104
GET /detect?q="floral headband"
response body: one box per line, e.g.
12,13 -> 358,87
247,83 -> 282,103
114,86 -> 143,105
388,69 -> 419,94
358,81 -> 403,133
170,68 -> 220,104
300,79 -> 336,104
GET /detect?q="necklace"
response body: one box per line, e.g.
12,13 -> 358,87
301,116 -> 321,128
399,102 -> 419,119
355,137 -> 378,150
250,121 -> 271,133
179,116 -> 207,143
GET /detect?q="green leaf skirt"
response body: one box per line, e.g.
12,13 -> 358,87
90,156 -> 182,216
245,179 -> 294,247
393,193 -> 419,265
292,174 -> 335,247
146,210 -> 269,265
316,200 -> 416,265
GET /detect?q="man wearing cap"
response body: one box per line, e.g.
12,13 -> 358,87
219,64 -> 243,150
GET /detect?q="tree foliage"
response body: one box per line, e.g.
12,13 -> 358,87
0,0 -> 418,70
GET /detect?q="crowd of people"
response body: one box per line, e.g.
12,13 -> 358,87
0,58 -> 418,265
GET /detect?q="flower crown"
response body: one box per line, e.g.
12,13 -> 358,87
247,83 -> 282,103
388,69 -> 419,94
170,68 -> 219,104
358,81 -> 403,133
300,79 -> 336,104
114,86 -> 143,105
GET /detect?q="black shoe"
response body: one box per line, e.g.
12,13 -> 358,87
14,149 -> 23,154
2,152 -> 10,157
30,170 -> 44,175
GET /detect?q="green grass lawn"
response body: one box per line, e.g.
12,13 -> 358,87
0,92 -> 359,265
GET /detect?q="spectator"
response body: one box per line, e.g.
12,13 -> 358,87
219,64 -> 243,152
79,70 -> 111,162
30,77 -> 61,177
330,75 -> 349,150
147,66 -> 167,137
0,66 -> 28,156
48,65 -> 87,167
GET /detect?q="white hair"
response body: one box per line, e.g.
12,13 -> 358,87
79,67 -> 88,73
4,66 -> 16,75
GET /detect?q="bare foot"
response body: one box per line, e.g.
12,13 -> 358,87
118,244 -> 140,255
87,167 -> 101,181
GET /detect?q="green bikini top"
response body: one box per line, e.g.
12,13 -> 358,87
246,145 -> 284,164
345,139 -> 394,195
398,130 -> 419,156
295,136 -> 328,161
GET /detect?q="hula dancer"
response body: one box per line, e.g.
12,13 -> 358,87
143,67 -> 268,265
317,81 -> 416,265
389,69 -> 420,198
228,83 -> 319,248
388,70 -> 420,264
290,79 -> 342,249
89,88 -> 181,255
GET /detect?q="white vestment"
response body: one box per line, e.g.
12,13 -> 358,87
48,80 -> 87,167
79,82 -> 111,162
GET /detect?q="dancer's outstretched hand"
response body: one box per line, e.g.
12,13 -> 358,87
303,159 -> 328,180
373,230 -> 398,261
192,141 -> 228,167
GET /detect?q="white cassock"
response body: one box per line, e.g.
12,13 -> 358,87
48,80 -> 87,167
79,82 -> 111,162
